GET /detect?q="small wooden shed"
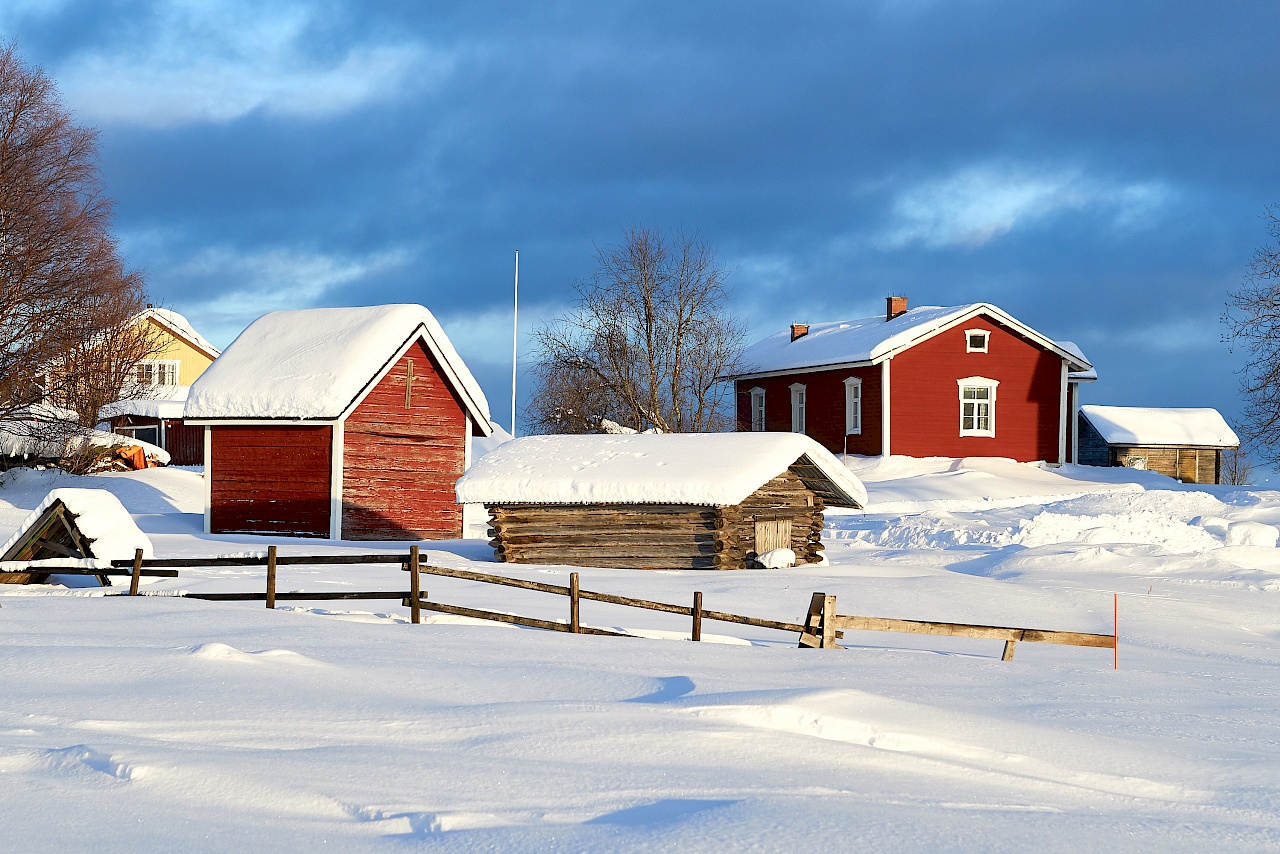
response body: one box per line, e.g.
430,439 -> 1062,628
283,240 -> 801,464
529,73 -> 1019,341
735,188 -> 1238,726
185,304 -> 494,540
0,488 -> 152,585
455,433 -> 867,570
1077,405 -> 1239,484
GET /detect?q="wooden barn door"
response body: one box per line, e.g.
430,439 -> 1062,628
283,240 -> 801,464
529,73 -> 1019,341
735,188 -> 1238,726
755,517 -> 792,554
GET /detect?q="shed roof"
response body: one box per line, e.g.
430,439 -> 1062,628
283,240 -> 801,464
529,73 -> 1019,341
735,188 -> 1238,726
100,386 -> 189,421
730,303 -> 1090,379
1080,405 -> 1239,448
456,433 -> 868,508
184,304 -> 493,433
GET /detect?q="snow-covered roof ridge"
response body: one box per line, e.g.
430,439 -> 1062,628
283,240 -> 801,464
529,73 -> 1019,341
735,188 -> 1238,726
184,304 -> 493,433
456,432 -> 868,508
137,307 -> 220,358
1081,405 -> 1239,447
731,302 -> 1091,379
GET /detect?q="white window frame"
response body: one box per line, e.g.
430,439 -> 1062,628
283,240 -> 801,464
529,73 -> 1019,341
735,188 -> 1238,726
789,382 -> 806,434
957,376 -> 998,437
843,376 -> 862,435
749,387 -> 766,432
136,359 -> 180,387
965,329 -> 990,353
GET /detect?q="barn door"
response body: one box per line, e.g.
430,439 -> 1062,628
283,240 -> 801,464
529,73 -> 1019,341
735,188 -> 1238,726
755,518 -> 792,554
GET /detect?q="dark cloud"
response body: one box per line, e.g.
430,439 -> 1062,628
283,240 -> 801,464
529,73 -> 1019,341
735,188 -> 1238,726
2,0 -> 1276,430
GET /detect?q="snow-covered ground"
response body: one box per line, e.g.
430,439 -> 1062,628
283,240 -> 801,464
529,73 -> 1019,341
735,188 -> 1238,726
3,458 -> 1280,852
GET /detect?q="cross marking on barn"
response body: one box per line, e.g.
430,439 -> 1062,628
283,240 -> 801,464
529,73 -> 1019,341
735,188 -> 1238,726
404,359 -> 415,408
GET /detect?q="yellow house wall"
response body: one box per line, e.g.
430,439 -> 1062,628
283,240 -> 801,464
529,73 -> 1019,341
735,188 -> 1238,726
144,317 -> 216,385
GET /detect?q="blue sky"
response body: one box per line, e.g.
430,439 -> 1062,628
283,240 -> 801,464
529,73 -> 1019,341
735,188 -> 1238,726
4,1 -> 1277,432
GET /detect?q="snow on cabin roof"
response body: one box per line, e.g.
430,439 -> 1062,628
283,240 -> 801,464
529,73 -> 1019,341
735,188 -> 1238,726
0,488 -> 152,563
184,304 -> 493,433
138,308 -> 220,357
1081,405 -> 1239,448
456,433 -> 868,508
731,303 -> 1090,379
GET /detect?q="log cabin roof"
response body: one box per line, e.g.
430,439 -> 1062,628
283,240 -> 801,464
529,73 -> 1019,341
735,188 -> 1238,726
728,302 -> 1091,380
456,433 -> 867,508
1080,405 -> 1239,448
184,304 -> 493,433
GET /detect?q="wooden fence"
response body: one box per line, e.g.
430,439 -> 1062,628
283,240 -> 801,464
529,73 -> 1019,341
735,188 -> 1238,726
89,548 -> 1119,663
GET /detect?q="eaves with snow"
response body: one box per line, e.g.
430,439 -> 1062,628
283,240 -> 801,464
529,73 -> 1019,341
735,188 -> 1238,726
184,304 -> 493,433
1080,405 -> 1239,448
456,432 -> 868,508
728,302 -> 1092,380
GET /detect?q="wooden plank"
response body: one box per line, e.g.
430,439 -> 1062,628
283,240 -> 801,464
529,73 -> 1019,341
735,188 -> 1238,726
577,588 -> 693,616
129,549 -> 143,596
402,598 -> 631,637
692,591 -> 702,642
833,615 -> 1114,648
409,545 -> 421,625
569,571 -> 580,633
188,591 -> 409,601
411,563 -> 571,595
110,554 -> 409,568
265,546 -> 277,610
700,608 -> 806,634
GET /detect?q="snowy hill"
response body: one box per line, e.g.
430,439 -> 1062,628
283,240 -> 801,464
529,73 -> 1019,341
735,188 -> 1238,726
2,459 -> 1280,851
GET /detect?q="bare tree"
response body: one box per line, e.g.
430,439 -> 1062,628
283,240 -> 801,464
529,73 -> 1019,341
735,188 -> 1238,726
1224,207 -> 1280,465
0,43 -> 153,443
527,227 -> 745,434
1221,443 -> 1253,486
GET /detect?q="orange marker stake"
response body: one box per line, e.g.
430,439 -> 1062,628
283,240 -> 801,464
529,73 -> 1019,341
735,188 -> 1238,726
1113,593 -> 1118,671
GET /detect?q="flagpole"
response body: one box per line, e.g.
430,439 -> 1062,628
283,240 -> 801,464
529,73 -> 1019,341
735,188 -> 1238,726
511,250 -> 519,438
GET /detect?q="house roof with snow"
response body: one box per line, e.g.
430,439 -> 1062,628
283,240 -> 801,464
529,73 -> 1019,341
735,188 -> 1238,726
729,303 -> 1091,380
1080,405 -> 1239,448
184,304 -> 493,433
456,432 -> 868,508
100,386 -> 189,421
137,308 -> 220,358
1057,341 -> 1097,382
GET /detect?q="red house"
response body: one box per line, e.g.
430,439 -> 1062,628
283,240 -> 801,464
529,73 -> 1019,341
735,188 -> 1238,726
184,304 -> 494,540
727,298 -> 1094,463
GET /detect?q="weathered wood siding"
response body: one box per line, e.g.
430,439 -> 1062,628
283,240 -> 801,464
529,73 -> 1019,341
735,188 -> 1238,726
164,420 -> 204,466
487,468 -> 826,570
1108,445 -> 1223,484
210,425 -> 332,536
735,364 -> 882,455
342,340 -> 467,540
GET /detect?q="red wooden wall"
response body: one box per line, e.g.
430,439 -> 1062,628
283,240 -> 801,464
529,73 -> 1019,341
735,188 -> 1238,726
341,340 -> 467,540
163,420 -> 203,466
889,317 -> 1063,461
736,365 -> 882,455
735,315 -> 1066,463
209,425 -> 332,537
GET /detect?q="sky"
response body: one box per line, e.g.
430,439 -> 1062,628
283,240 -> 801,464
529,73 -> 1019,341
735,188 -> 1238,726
3,1 -> 1278,434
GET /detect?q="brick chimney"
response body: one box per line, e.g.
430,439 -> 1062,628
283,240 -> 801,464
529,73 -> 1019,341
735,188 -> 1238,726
886,295 -> 908,321
790,323 -> 809,342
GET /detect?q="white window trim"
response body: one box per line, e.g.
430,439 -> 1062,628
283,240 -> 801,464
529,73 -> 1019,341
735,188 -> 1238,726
843,376 -> 862,435
137,358 -> 181,387
965,329 -> 990,353
789,382 -> 806,434
749,387 -> 766,432
957,376 -> 998,437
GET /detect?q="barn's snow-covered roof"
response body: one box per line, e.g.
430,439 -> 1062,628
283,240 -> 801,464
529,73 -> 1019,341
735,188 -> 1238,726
185,304 -> 493,433
732,303 -> 1090,379
1081,405 -> 1239,448
456,432 -> 868,508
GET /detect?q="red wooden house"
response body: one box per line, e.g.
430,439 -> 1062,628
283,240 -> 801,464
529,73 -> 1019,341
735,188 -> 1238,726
727,298 -> 1094,463
184,304 -> 494,540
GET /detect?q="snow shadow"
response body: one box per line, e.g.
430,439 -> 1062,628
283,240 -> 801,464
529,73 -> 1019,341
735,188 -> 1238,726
585,798 -> 738,827
626,675 -> 696,703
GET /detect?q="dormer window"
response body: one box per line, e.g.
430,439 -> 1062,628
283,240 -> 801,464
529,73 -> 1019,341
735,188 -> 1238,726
965,329 -> 989,353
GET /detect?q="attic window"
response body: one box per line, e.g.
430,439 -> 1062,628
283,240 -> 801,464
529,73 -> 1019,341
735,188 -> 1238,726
965,329 -> 989,353
136,360 -> 179,386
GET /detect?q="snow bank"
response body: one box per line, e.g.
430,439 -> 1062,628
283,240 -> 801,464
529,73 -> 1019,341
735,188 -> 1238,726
457,433 -> 868,508
185,304 -> 492,432
0,420 -> 170,465
1080,405 -> 1239,447
0,488 -> 152,562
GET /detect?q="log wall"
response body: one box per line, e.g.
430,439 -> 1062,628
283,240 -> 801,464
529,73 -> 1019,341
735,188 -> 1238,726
487,468 -> 826,570
1109,445 -> 1222,484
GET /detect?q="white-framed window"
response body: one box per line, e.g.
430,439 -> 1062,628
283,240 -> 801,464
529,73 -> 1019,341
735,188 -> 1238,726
749,387 -> 766,431
957,377 -> 998,437
136,360 -> 180,387
789,383 -> 806,434
843,376 -> 862,435
965,329 -> 990,353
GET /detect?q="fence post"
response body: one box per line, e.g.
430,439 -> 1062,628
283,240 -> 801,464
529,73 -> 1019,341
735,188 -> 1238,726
821,594 -> 837,649
570,572 -> 580,633
129,548 -> 143,596
692,591 -> 703,642
409,545 -> 421,625
266,546 -> 277,609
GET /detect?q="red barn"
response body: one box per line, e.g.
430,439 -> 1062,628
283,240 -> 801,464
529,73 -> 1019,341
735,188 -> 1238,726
184,304 -> 494,540
727,298 -> 1094,463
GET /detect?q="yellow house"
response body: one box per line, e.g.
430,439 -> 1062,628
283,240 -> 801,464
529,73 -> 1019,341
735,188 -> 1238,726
131,307 -> 220,388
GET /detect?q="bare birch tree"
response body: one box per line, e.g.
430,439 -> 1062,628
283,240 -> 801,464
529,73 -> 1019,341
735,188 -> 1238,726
0,43 -> 154,444
1224,207 -> 1280,465
527,227 -> 745,434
